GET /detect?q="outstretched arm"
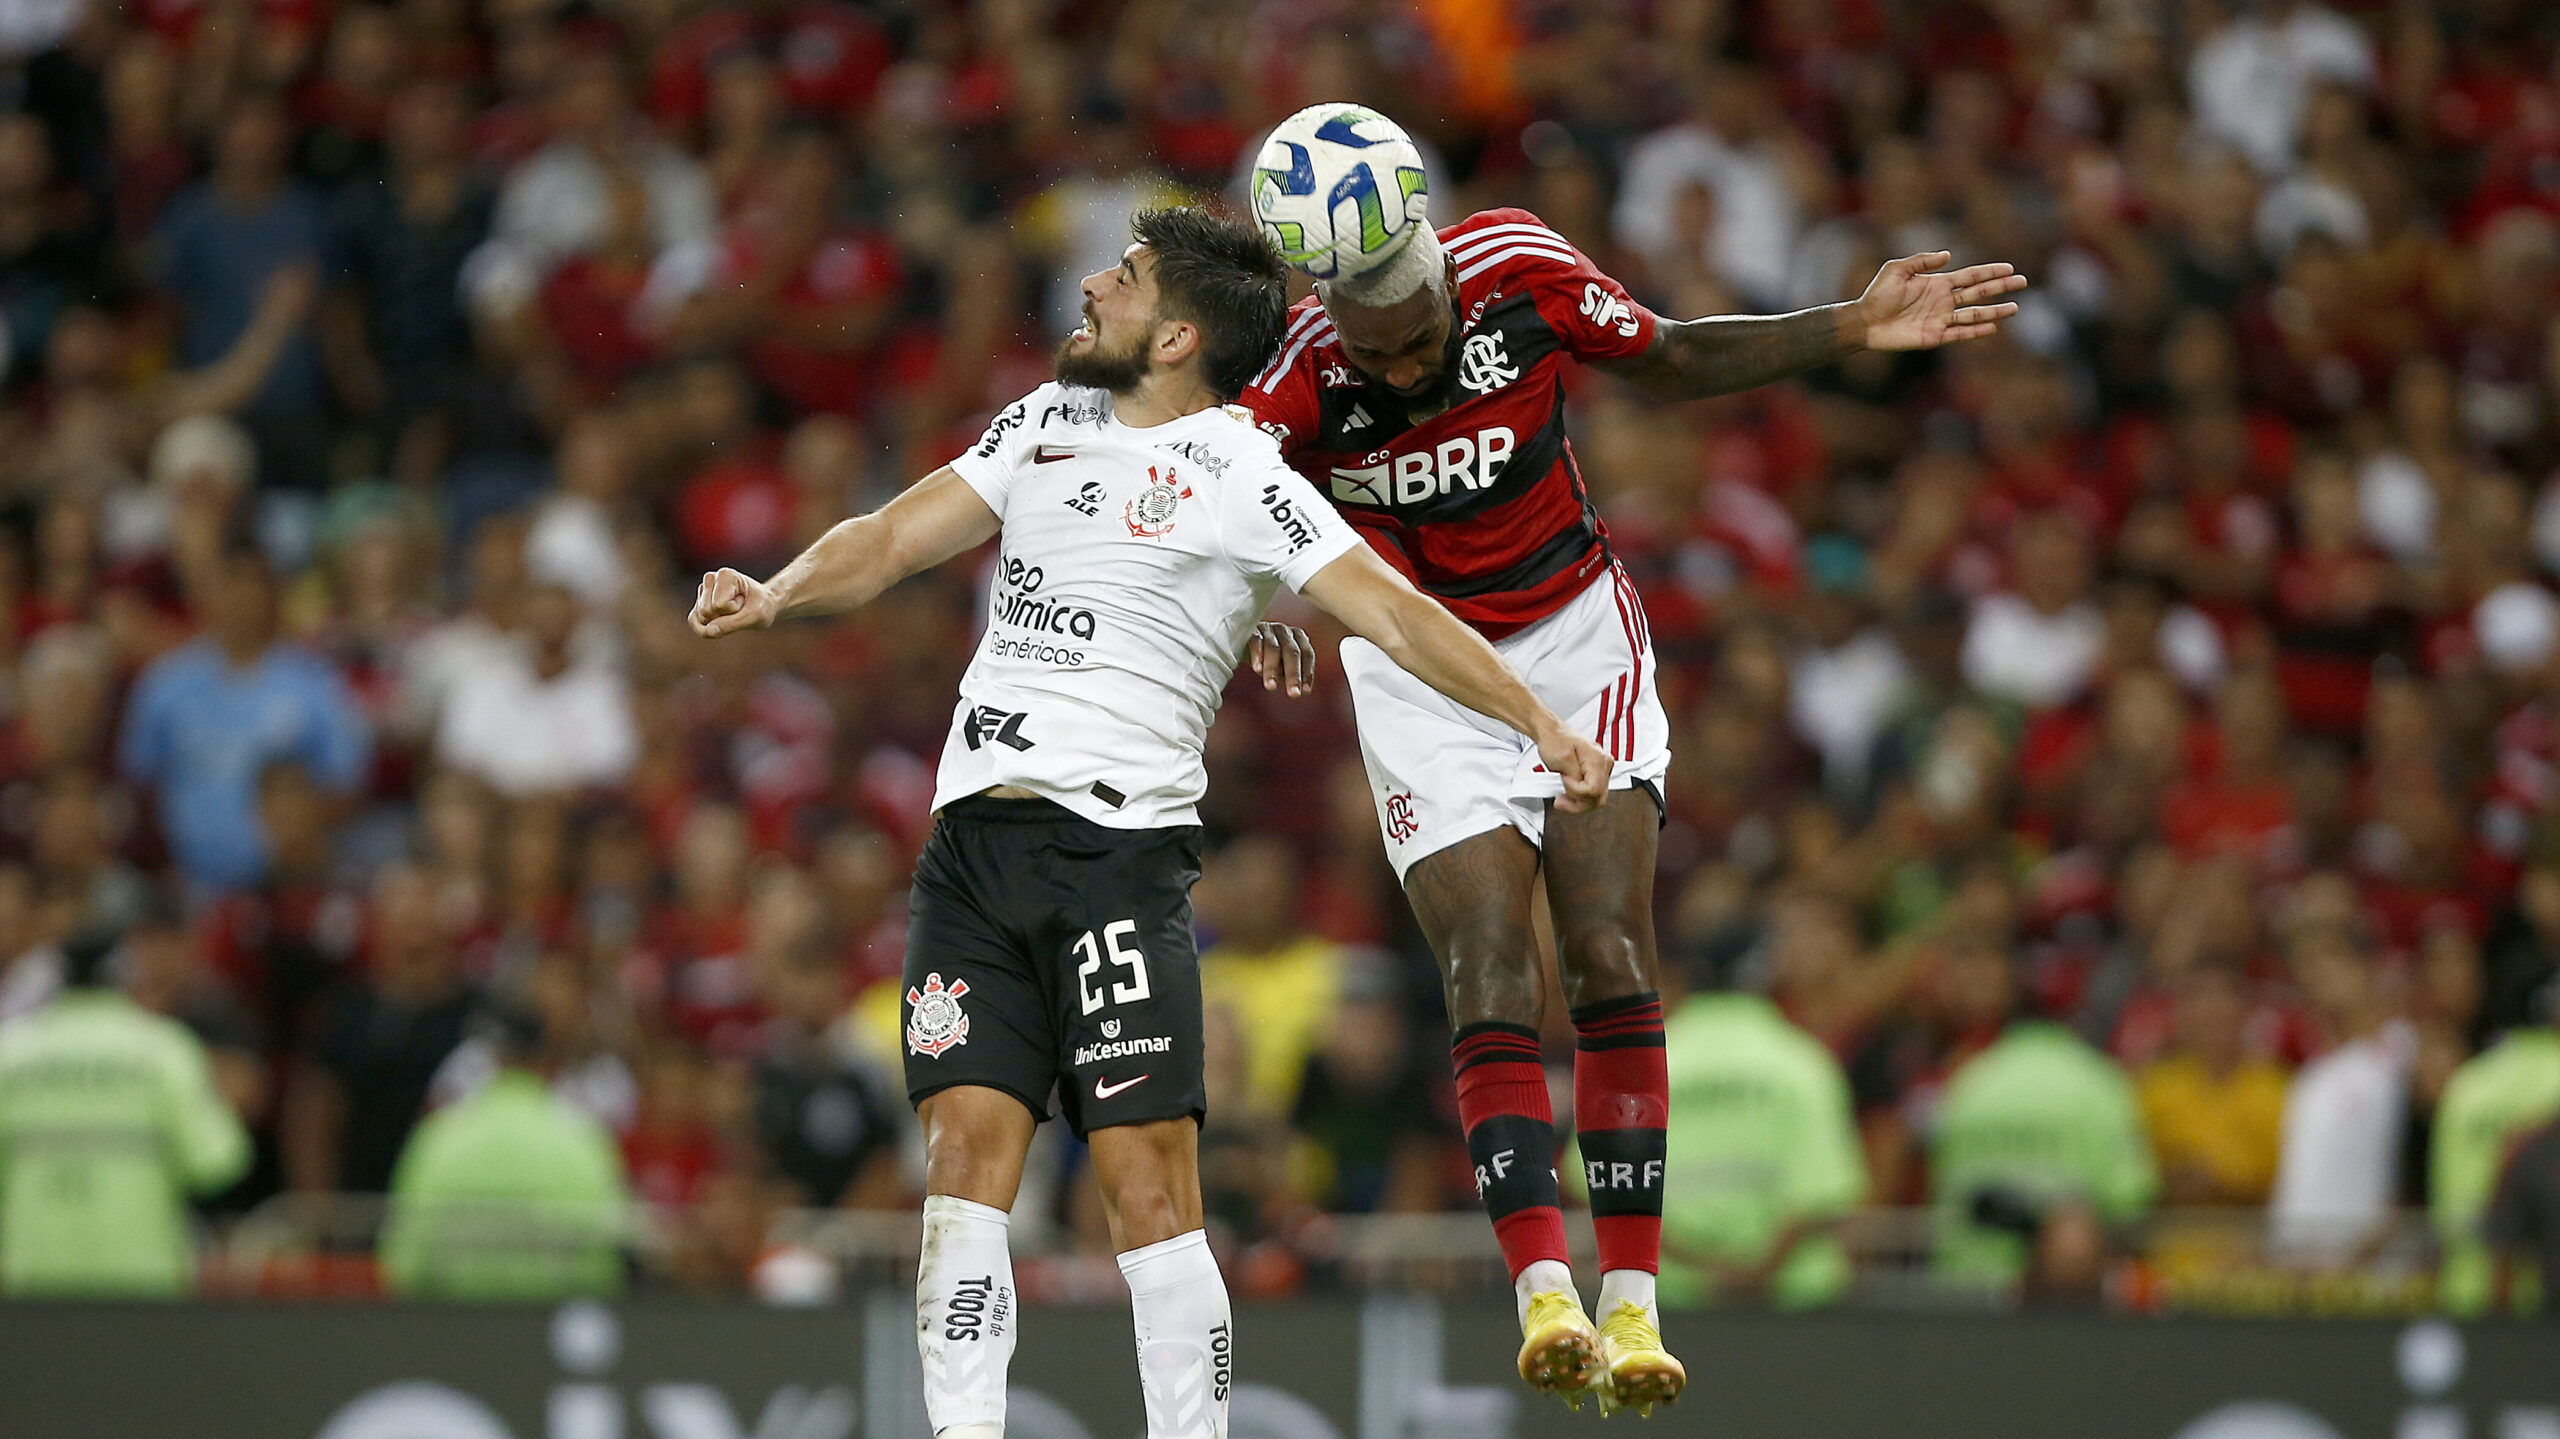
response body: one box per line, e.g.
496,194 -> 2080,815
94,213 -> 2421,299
1592,252 -> 2027,402
1297,544 -> 1612,812
691,466 -> 1000,636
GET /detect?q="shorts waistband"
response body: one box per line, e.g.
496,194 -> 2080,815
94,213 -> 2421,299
939,793 -> 1084,824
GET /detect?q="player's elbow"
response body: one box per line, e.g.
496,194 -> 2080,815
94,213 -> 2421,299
1359,599 -> 1426,669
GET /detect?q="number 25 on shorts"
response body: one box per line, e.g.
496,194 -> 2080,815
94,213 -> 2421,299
1074,919 -> 1151,1014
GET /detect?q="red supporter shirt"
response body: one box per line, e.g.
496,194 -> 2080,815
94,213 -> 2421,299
1241,209 -> 1659,638
721,228 -> 902,415
651,2 -> 889,124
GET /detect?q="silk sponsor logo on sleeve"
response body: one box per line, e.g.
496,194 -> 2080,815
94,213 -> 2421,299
1579,281 -> 1641,337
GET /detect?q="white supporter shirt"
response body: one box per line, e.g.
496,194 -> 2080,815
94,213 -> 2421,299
2267,1020 -> 2414,1261
935,383 -> 1360,828
436,653 -> 640,798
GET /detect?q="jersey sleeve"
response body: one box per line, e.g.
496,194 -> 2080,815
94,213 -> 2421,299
1236,314 -> 1323,459
1464,208 -> 1659,363
1227,450 -> 1362,592
945,384 -> 1054,515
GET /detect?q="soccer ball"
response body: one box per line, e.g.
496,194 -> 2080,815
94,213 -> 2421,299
1250,104 -> 1430,282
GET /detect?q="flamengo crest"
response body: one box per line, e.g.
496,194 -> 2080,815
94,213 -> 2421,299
906,972 -> 972,1058
1458,331 -> 1519,394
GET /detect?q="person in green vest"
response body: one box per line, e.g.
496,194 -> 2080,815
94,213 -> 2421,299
1644,943 -> 1868,1309
0,925 -> 251,1296
2431,994 -> 2560,1316
379,999 -> 630,1300
1930,969 -> 2157,1293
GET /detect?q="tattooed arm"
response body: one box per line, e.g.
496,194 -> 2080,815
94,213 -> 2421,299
1591,252 -> 2027,402
1591,303 -> 1865,401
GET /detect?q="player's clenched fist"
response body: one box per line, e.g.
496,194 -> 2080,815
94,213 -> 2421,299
690,568 -> 779,638
1536,725 -> 1614,814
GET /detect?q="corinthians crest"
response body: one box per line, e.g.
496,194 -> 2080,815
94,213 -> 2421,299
905,972 -> 972,1058
1124,464 -> 1191,539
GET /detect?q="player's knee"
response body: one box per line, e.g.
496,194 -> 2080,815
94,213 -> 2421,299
920,1095 -> 1030,1208
1106,1179 -> 1190,1250
1092,1123 -> 1200,1249
1556,917 -> 1654,1007
1442,925 -> 1544,1029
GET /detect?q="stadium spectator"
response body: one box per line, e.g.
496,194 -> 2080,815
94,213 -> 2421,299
284,862 -> 476,1195
0,926 -> 250,1295
379,999 -> 630,1300
433,578 -> 637,799
1199,835 -> 1344,1123
1652,953 -> 1866,1309
489,44 -> 714,274
2433,1001 -> 2560,1313
121,888 -> 265,1136
151,94 -> 336,491
749,952 -> 903,1209
117,546 -> 372,893
1288,953 -> 1443,1215
2485,1115 -> 2560,1315
331,75 -> 494,427
1961,511 -> 2106,712
1931,1007 -> 2158,1290
2139,960 -> 2289,1206
2267,926 -> 2414,1264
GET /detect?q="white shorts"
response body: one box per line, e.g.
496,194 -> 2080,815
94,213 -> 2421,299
1343,563 -> 1671,881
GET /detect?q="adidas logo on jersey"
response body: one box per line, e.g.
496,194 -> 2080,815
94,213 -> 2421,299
1342,403 -> 1374,431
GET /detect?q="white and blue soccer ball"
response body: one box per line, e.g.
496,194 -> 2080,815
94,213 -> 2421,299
1250,104 -> 1430,282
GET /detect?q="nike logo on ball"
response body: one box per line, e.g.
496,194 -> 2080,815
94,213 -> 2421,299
1034,446 -> 1074,464
1094,1074 -> 1149,1099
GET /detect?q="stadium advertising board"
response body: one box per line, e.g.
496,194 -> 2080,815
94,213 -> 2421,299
0,1298 -> 2551,1438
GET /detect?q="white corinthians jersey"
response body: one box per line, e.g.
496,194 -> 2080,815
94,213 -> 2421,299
935,382 -> 1359,828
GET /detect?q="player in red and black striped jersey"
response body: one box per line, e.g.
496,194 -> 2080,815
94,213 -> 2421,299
1242,196 -> 2024,1414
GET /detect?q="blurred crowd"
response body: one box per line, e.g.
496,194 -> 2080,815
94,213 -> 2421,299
4,0 -> 2560,1309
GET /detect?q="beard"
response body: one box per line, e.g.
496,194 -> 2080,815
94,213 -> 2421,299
1379,311 -> 1469,413
1053,323 -> 1151,394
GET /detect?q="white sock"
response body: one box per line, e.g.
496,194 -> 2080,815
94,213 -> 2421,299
1598,1267 -> 1657,1323
1514,1258 -> 1578,1322
1117,1229 -> 1232,1439
918,1195 -> 1017,1438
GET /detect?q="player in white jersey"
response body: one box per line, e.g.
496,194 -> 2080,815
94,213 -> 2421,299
690,207 -> 1610,1439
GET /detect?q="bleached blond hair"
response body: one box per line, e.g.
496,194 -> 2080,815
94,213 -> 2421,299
1315,226 -> 1446,310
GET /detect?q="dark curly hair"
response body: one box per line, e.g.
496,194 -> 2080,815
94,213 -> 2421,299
1130,206 -> 1291,400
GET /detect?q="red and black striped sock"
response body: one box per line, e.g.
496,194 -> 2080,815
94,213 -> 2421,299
1571,991 -> 1667,1277
1451,1020 -> 1569,1280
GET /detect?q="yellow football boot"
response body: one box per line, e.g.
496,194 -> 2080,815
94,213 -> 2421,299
1516,1289 -> 1602,1409
1594,1300 -> 1686,1417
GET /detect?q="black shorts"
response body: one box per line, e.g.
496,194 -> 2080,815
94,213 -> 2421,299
901,795 -> 1207,1139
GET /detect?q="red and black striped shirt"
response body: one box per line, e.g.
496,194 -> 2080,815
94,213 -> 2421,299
1241,209 -> 1660,638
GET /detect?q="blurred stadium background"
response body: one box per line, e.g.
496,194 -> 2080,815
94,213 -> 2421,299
1,0 -> 2559,1430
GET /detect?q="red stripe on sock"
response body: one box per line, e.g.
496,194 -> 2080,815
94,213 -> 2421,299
1574,1010 -> 1667,1277
1494,1208 -> 1573,1280
1592,1215 -> 1661,1277
1454,1052 -> 1569,1279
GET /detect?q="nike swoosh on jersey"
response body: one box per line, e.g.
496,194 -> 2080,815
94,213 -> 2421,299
1034,445 -> 1074,463
1093,1074 -> 1149,1099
